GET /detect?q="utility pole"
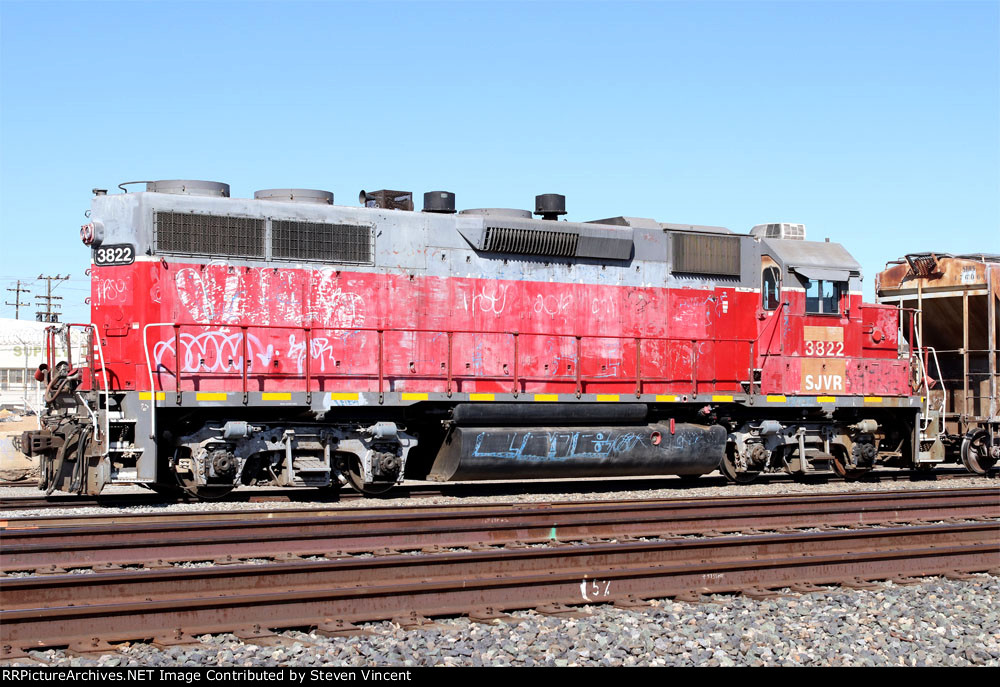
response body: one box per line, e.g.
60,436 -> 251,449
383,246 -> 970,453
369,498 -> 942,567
5,280 -> 30,319
34,274 -> 69,323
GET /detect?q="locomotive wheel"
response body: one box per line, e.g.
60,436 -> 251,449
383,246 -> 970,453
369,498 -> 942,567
721,445 -> 760,484
831,447 -> 870,481
180,485 -> 236,501
147,483 -> 185,501
171,473 -> 235,501
346,456 -> 395,496
961,429 -> 997,475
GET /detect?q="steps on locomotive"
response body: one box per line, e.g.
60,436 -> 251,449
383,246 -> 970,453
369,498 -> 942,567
290,457 -> 332,487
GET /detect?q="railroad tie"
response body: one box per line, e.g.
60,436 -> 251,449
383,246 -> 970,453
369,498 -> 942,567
839,577 -> 882,590
534,603 -> 590,618
391,611 -> 435,630
66,637 -> 119,657
613,594 -> 652,609
151,629 -> 200,649
313,619 -> 369,638
233,625 -> 283,647
466,606 -> 514,624
741,587 -> 786,600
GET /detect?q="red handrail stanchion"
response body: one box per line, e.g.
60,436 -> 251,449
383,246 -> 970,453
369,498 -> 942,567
173,324 -> 182,405
305,327 -> 312,404
241,325 -> 249,405
377,329 -> 384,404
575,336 -> 582,398
446,331 -> 454,397
512,332 -> 519,397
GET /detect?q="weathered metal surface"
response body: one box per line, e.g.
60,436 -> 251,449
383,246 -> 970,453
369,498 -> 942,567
877,253 -> 1000,461
26,182 -> 931,495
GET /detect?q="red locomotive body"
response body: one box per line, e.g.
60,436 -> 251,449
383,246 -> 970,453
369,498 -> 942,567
92,261 -> 907,398
24,182 -> 930,496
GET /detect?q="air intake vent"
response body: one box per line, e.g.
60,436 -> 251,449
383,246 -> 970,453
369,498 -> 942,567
272,220 -> 373,264
482,225 -> 579,257
155,212 -> 264,258
672,233 -> 741,277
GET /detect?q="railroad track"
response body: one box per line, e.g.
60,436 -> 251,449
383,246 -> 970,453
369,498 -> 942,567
2,520 -> 997,659
0,468 -> 989,512
0,488 -> 997,573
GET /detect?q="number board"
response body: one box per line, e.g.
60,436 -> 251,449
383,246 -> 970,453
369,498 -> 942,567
803,325 -> 844,357
94,244 -> 135,266
800,326 -> 846,394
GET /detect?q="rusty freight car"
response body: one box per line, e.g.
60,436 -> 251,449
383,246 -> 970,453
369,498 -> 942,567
876,253 -> 999,474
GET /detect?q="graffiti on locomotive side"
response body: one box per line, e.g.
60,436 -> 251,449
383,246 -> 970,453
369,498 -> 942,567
312,270 -> 367,326
460,283 -> 509,315
590,296 -> 617,317
288,333 -> 366,374
471,430 -> 648,461
532,292 -> 573,316
94,278 -> 130,306
152,331 -> 276,374
171,263 -> 367,327
153,329 -> 372,377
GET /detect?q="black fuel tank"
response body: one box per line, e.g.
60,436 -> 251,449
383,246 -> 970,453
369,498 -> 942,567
427,423 -> 726,481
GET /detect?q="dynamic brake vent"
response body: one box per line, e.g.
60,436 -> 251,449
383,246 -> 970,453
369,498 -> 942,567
482,225 -> 579,257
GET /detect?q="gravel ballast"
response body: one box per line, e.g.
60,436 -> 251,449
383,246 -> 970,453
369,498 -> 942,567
5,574 -> 998,667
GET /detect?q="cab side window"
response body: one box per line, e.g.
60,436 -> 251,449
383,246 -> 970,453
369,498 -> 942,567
762,266 -> 780,310
804,279 -> 842,314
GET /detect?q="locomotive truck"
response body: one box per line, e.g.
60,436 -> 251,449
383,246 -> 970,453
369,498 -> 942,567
20,180 -> 978,498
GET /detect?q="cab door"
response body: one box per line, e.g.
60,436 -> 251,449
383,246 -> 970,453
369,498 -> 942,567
756,256 -> 784,393
794,270 -> 849,396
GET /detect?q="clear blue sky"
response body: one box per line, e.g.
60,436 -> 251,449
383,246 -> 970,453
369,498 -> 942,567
2,0 -> 997,322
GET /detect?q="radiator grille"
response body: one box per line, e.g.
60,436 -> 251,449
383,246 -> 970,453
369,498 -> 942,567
272,220 -> 373,263
672,233 -> 741,276
482,225 -> 579,257
155,212 -> 265,258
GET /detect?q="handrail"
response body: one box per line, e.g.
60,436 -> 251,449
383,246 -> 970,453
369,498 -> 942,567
61,323 -> 111,447
143,322 -> 178,439
910,312 -> 947,436
140,321 -> 757,405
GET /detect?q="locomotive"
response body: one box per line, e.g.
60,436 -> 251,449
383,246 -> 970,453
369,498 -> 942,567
20,180 -> 977,498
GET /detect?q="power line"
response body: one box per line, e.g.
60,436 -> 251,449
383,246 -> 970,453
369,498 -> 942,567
34,274 -> 70,323
5,280 -> 31,319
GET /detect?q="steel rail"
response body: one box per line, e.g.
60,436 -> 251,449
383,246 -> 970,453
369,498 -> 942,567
1,522 -> 996,657
0,469 -> 988,513
2,488 -> 997,570
1,484 -> 991,529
